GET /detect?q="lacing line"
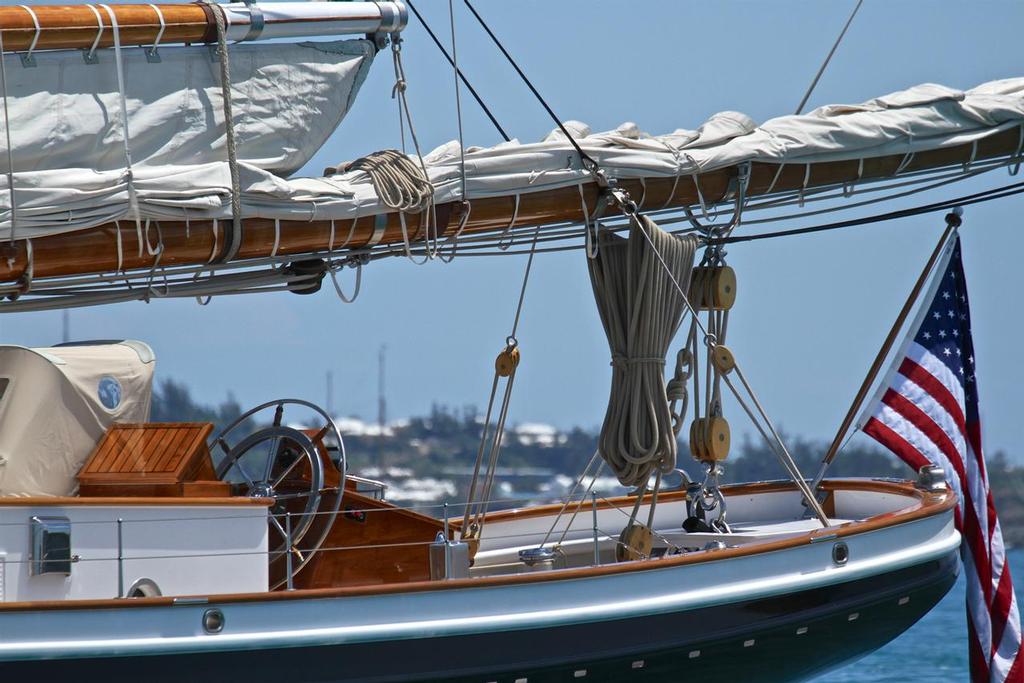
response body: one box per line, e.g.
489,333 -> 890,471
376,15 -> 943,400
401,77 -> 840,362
764,162 -> 786,196
439,202 -> 471,263
208,219 -> 220,264
100,4 -> 145,259
146,4 -> 166,59
685,153 -> 714,221
1011,124 -> 1024,176
18,6 -> 40,64
18,237 -> 31,294
1007,124 -> 1024,176
85,5 -> 103,61
398,213 -> 428,265
271,219 -> 281,258
578,183 -> 599,260
329,259 -> 362,303
895,149 -> 915,175
113,220 -> 124,272
963,139 -> 978,173
497,194 -> 520,250
843,158 -> 865,197
799,163 -> 811,207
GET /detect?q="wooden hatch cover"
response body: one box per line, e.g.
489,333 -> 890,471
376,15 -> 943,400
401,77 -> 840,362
77,422 -> 230,498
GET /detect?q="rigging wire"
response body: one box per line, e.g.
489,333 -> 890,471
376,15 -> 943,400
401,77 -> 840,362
461,0 -> 600,174
404,0 -> 510,142
714,180 -> 1024,245
794,0 -> 863,115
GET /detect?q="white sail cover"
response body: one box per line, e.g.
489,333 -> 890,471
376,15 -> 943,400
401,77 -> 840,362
0,341 -> 155,497
0,76 -> 1022,240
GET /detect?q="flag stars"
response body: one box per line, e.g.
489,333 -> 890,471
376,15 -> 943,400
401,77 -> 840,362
939,330 -> 947,338
933,312 -> 941,320
943,348 -> 952,357
956,348 -> 962,356
953,329 -> 959,337
959,366 -> 965,374
923,332 -> 932,340
947,310 -> 955,318
943,291 -> 951,300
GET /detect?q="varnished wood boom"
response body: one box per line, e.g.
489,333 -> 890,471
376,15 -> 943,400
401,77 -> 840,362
0,2 -> 404,52
0,127 -> 1018,284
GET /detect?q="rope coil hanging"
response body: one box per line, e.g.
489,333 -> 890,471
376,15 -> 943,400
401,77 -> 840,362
340,149 -> 434,214
588,213 -> 698,487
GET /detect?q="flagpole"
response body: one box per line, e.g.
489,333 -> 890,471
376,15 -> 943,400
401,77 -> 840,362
810,208 -> 962,490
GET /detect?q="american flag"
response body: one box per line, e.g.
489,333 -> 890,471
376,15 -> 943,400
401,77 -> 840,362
862,235 -> 1021,682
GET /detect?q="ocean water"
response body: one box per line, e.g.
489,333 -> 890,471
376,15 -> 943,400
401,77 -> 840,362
821,548 -> 1023,681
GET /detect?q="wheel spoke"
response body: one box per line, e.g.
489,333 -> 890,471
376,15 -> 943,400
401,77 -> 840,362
273,491 -> 315,502
262,435 -> 281,482
273,403 -> 284,427
313,424 -> 330,444
269,514 -> 288,542
271,454 -> 305,489
234,461 -> 259,489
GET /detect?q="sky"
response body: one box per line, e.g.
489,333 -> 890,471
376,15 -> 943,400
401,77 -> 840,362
2,1 -> 1023,462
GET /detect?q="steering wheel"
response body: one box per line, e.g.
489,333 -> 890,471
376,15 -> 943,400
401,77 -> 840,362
209,399 -> 347,589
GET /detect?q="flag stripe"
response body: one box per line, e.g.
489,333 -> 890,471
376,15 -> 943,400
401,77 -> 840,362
860,236 -> 1020,682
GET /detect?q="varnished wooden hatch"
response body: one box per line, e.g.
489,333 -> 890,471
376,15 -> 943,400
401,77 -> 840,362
77,422 -> 230,498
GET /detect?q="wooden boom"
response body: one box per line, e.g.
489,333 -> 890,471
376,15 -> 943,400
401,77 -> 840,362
0,127 -> 1018,285
0,2 -> 406,53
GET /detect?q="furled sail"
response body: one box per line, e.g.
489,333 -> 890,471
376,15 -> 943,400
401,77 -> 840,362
0,76 -> 1021,297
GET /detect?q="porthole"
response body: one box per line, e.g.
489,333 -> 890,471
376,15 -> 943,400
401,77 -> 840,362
203,608 -> 225,634
832,541 -> 850,566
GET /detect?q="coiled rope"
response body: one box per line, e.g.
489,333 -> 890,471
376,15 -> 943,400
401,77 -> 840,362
588,213 -> 698,487
342,149 -> 434,214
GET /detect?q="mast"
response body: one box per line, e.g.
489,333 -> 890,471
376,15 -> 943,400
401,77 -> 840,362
0,127 -> 1016,284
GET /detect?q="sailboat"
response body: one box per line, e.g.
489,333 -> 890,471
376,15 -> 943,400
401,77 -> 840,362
0,1 -> 1018,681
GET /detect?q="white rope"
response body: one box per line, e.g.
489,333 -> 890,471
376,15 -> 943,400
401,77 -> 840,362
18,5 -> 40,63
588,213 -> 698,487
146,3 -> 166,58
99,4 -> 145,260
346,150 -> 434,213
85,4 -> 104,61
497,194 -> 520,250
113,220 -> 124,272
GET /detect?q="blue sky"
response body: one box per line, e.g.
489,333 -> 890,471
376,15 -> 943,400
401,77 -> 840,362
4,1 -> 1023,462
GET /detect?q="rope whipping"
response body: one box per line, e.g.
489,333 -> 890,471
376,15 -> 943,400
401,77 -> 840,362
588,213 -> 698,487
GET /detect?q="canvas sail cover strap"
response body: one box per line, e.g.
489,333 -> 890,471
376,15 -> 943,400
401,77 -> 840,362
0,76 -> 1021,242
589,214 -> 697,487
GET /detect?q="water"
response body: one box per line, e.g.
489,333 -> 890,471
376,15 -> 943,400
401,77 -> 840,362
821,548 -> 1024,681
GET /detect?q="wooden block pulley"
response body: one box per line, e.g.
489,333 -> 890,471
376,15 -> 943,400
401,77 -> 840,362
689,266 -> 737,311
689,416 -> 731,462
495,345 -> 520,377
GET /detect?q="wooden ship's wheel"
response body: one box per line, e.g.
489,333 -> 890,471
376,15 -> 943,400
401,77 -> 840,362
210,399 -> 346,590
